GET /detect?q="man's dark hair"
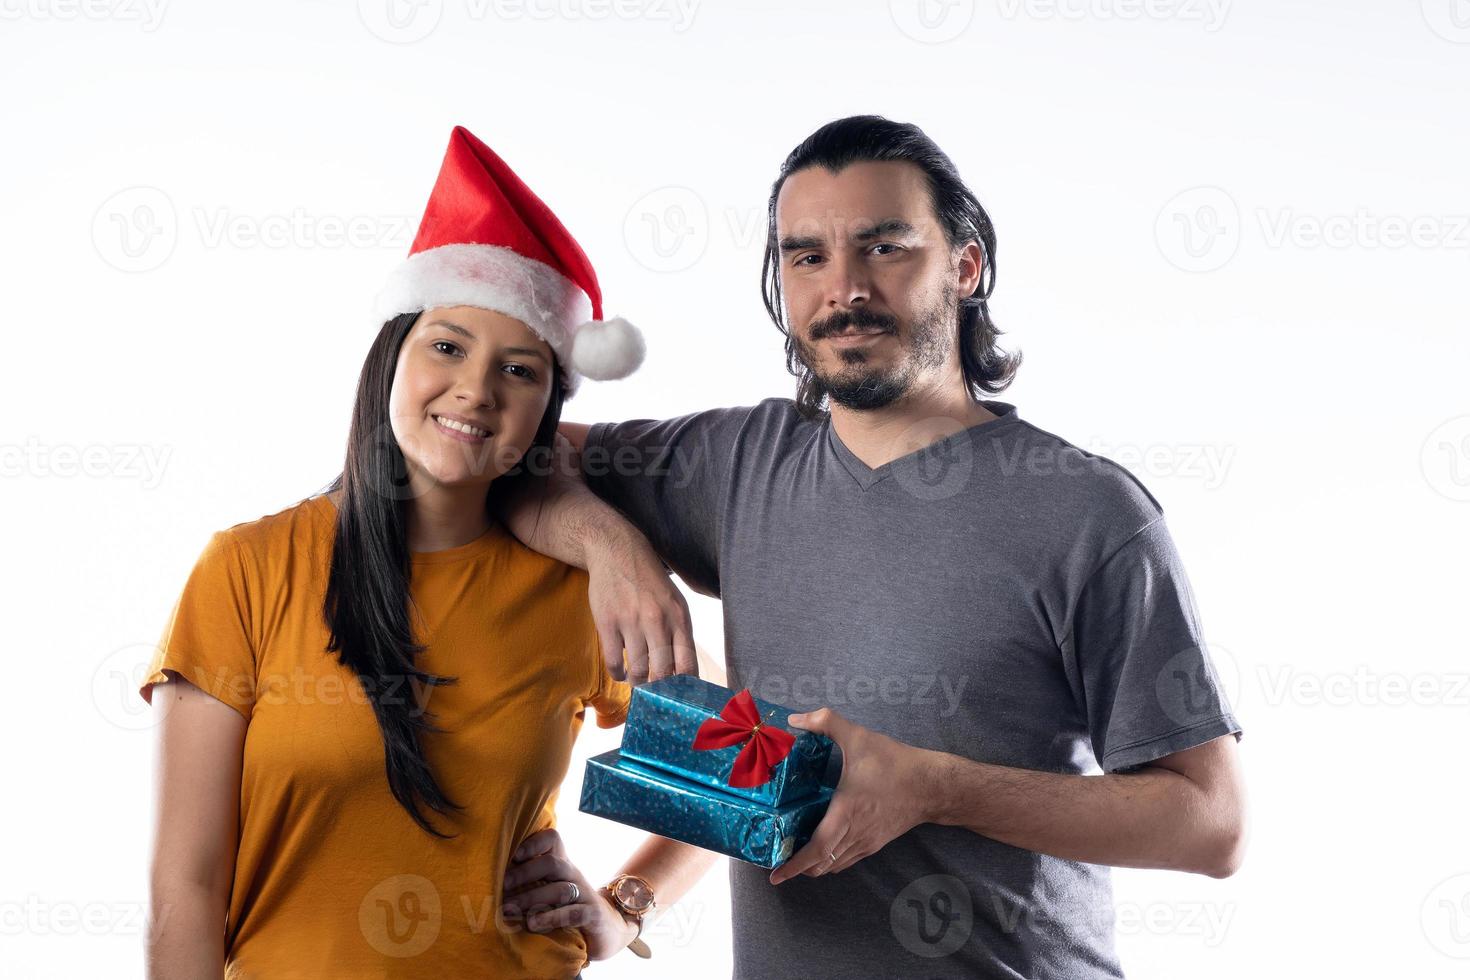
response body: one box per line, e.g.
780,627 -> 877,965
760,115 -> 1022,418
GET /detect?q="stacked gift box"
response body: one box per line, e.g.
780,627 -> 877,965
580,674 -> 836,869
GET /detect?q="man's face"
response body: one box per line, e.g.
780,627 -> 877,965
775,160 -> 980,411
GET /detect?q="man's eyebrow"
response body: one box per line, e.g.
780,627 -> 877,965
851,218 -> 917,241
778,234 -> 825,253
778,218 -> 919,252
425,321 -> 548,361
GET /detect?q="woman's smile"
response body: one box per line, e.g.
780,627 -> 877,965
432,413 -> 493,443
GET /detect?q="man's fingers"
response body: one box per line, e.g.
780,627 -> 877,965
596,623 -> 626,682
770,808 -> 849,885
827,842 -> 872,876
623,630 -> 650,687
672,622 -> 698,677
646,631 -> 676,683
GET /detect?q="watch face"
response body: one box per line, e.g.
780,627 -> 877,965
614,875 -> 654,912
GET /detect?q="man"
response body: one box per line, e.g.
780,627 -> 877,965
506,115 -> 1245,978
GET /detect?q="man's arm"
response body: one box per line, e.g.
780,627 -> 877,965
772,711 -> 1246,885
494,424 -> 697,685
925,733 -> 1247,876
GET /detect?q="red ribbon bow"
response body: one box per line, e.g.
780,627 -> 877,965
691,689 -> 797,788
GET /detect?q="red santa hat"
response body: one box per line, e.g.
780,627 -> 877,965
374,125 -> 645,395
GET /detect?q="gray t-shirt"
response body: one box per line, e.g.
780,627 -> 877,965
585,397 -> 1242,980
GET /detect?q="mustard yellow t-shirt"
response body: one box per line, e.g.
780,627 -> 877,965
140,494 -> 631,979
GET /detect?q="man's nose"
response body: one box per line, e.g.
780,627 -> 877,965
824,253 -> 871,309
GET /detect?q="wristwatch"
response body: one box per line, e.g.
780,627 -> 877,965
601,873 -> 655,958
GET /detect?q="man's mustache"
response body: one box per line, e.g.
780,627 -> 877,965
808,308 -> 899,340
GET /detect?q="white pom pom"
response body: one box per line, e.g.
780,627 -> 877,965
569,316 -> 646,381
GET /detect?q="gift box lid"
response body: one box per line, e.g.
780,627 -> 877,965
620,674 -> 833,808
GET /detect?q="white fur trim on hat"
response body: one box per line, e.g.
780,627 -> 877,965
373,242 -> 599,389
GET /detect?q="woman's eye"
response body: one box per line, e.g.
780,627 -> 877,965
432,340 -> 462,357
504,364 -> 536,381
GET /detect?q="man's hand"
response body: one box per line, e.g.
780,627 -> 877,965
769,707 -> 936,885
586,524 -> 697,686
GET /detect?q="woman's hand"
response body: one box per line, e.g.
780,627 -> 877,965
586,522 -> 697,687
502,828 -> 639,961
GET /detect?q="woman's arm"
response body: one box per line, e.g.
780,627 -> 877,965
145,675 -> 247,979
607,836 -> 720,940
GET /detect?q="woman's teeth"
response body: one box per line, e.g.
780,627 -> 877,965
434,415 -> 489,437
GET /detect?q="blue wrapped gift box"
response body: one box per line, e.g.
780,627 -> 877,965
579,675 -> 836,869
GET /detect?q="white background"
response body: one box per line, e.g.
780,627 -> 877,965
3,0 -> 1468,977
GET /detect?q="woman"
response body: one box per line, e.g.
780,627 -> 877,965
141,126 -> 712,978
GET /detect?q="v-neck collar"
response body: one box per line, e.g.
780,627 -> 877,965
824,400 -> 1021,491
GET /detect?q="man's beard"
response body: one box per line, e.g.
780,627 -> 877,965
793,285 -> 954,412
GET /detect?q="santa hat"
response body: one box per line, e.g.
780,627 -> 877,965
374,125 -> 645,396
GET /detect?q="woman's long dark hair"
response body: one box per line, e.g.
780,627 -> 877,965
322,311 -> 565,838
760,115 -> 1022,419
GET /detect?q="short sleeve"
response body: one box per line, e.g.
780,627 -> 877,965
1062,517 -> 1242,773
139,530 -> 259,721
583,406 -> 757,597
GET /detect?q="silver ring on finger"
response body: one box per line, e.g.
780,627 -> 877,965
566,881 -> 580,905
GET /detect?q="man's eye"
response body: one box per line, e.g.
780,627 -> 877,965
432,340 -> 462,357
870,243 -> 901,255
795,254 -> 823,266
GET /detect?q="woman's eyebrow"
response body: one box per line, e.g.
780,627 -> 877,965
426,320 -> 475,341
426,321 -> 546,361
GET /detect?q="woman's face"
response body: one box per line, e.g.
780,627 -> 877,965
388,305 -> 555,493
